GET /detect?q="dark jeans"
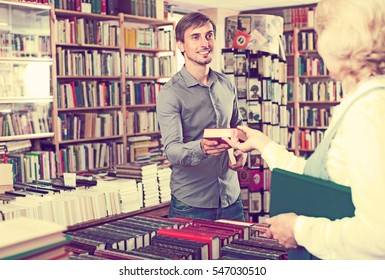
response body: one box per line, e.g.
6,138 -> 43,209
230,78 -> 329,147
288,247 -> 321,260
168,195 -> 245,221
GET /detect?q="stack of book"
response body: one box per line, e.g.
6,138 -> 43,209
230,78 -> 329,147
157,164 -> 171,203
96,176 -> 141,213
116,161 -> 159,208
0,217 -> 70,260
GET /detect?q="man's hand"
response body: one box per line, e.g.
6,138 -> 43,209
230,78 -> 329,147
228,149 -> 247,171
200,138 -> 230,156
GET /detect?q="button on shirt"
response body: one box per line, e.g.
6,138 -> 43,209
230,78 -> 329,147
156,66 -> 243,208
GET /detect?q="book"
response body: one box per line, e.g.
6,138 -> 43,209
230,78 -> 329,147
156,227 -> 221,260
177,217 -> 246,240
270,168 -> 355,220
220,242 -> 285,260
133,245 -> 193,260
151,234 -> 210,260
203,128 -> 247,144
0,217 -> 67,259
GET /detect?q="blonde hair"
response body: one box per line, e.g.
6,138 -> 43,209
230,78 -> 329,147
315,0 -> 385,84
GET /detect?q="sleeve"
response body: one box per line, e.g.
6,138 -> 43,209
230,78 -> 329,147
156,88 -> 208,167
261,142 -> 306,174
294,91 -> 385,259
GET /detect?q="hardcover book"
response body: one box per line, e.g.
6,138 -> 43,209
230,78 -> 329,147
151,234 -> 210,260
156,227 -> 221,260
270,168 -> 355,220
203,128 -> 247,144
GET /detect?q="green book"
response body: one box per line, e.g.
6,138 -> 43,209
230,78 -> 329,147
269,168 -> 355,220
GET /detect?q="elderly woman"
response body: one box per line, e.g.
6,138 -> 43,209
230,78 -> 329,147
224,0 -> 385,259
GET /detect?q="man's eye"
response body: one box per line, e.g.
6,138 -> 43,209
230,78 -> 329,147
191,35 -> 199,40
206,33 -> 213,40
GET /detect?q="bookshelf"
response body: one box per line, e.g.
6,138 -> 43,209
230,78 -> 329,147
0,0 -> 57,181
241,4 -> 344,157
222,14 -> 288,222
52,5 -> 176,175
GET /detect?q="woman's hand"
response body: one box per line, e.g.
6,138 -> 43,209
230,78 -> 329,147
265,213 -> 299,249
222,126 -> 271,153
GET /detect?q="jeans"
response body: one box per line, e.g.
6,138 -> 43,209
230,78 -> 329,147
288,247 -> 321,260
168,195 -> 245,221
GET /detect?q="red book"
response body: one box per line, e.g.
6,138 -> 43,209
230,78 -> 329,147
176,217 -> 248,240
248,169 -> 264,192
156,228 -> 221,260
203,128 -> 247,144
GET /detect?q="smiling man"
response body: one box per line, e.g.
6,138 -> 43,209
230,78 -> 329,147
156,12 -> 246,221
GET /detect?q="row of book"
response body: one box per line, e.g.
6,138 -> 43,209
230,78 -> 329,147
0,172 -> 164,225
298,80 -> 344,102
0,33 -> 50,59
58,111 -> 124,141
56,142 -> 123,172
234,77 -> 288,104
124,27 -> 175,51
5,150 -> 57,183
65,215 -> 287,260
56,47 -> 121,76
126,110 -> 158,134
298,106 -> 334,128
0,109 -> 50,137
222,49 -> 287,83
298,56 -> 328,77
56,18 -> 120,47
54,0 -> 165,20
57,80 -> 121,108
124,53 -> 175,78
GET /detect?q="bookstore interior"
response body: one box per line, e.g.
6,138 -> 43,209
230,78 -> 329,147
0,0 -> 346,260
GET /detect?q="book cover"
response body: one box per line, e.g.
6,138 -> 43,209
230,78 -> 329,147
156,227 -> 221,260
270,168 -> 355,220
203,128 -> 247,144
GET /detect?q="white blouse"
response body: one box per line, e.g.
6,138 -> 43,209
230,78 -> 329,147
262,76 -> 385,259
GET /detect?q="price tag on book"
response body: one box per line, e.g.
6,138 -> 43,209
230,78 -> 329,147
63,173 -> 76,187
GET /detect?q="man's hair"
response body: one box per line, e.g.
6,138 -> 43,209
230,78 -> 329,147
175,12 -> 216,43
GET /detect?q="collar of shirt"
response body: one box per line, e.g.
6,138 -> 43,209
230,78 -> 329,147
180,66 -> 219,88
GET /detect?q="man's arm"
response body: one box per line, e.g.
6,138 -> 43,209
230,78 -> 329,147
156,90 -> 208,166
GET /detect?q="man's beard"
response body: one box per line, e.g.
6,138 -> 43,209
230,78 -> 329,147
185,52 -> 213,65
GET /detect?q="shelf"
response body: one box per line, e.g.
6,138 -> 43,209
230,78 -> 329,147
55,43 -> 120,50
0,97 -> 53,103
57,76 -> 121,80
298,101 -> 340,106
0,132 -> 54,142
58,106 -> 122,112
59,135 -> 124,144
55,9 -> 120,20
0,57 -> 52,63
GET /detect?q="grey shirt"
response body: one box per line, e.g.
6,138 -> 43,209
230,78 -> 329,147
156,66 -> 243,208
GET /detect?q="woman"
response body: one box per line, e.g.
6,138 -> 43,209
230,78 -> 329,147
224,0 -> 385,259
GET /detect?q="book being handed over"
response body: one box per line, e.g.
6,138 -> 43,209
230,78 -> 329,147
203,128 -> 247,145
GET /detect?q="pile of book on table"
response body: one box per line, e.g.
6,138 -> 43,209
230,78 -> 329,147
64,215 -> 287,260
0,217 -> 70,260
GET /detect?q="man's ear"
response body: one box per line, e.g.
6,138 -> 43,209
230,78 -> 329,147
176,41 -> 184,53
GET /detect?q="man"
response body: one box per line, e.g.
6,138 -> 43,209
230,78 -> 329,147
156,12 -> 246,221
